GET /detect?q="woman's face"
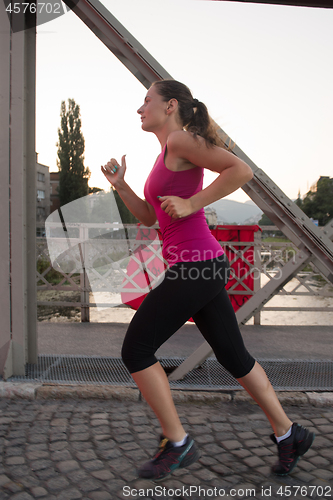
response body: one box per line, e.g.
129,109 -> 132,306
137,85 -> 169,132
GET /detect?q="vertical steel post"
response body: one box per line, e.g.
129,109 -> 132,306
80,225 -> 90,322
0,11 -> 37,378
253,229 -> 262,325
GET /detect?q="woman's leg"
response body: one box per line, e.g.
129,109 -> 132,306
122,258 -> 229,441
132,362 -> 186,442
237,361 -> 292,437
192,288 -> 292,437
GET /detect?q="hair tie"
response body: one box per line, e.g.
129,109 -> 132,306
192,98 -> 199,107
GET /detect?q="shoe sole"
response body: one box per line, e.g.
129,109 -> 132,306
275,432 -> 315,476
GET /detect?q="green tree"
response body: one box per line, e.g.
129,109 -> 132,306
299,177 -> 333,226
258,213 -> 273,226
56,99 -> 90,207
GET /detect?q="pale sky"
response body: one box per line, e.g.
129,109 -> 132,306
36,0 -> 333,204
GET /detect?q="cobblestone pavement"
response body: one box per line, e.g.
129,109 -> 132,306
0,398 -> 332,500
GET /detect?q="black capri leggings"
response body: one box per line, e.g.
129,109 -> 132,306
121,254 -> 255,379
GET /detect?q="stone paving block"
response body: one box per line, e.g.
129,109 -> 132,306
56,459 -> 80,473
252,446 -> 273,457
308,455 -> 330,467
211,422 -> 233,432
30,459 -> 54,471
81,459 -> 105,471
243,455 -> 266,468
55,488 -> 82,499
76,449 -> 97,461
5,446 -> 25,457
211,463 -> 233,476
66,469 -> 90,483
88,492 -> 113,500
46,475 -> 71,492
221,439 -> 242,450
231,448 -> 251,459
180,473 -> 202,485
244,438 -> 264,448
191,424 -> 212,434
312,417 -> 331,424
26,450 -> 50,460
124,448 -> 149,461
7,493 -> 35,500
306,392 -> 333,407
91,469 -> 114,481
195,433 -> 214,444
114,433 -> 134,444
236,431 -> 257,440
51,449 -> 72,461
69,432 -> 90,442
91,413 -> 109,419
30,486 -> 48,497
92,426 -> 111,435
34,467 -> 58,480
311,478 -> 332,486
292,470 -> 316,483
198,455 -> 218,466
79,478 -> 103,492
316,424 -> 333,433
111,420 -> 130,428
90,419 -> 109,427
119,441 -> 140,451
5,456 -> 26,465
0,473 -> 11,486
311,468 -> 333,480
208,414 -> 227,422
50,418 -> 68,427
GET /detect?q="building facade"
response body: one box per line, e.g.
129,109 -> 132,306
50,171 -> 60,214
36,153 -> 50,236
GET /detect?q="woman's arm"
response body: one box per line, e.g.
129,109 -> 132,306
101,155 -> 157,227
158,131 -> 253,219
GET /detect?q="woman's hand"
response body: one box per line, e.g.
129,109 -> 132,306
158,195 -> 193,219
101,154 -> 126,188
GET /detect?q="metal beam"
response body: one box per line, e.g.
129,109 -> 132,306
0,11 -> 37,378
212,1 -> 333,8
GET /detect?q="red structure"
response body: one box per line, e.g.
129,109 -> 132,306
121,225 -> 261,316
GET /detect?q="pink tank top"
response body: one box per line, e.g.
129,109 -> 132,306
144,144 -> 224,265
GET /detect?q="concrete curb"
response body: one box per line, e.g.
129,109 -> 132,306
1,382 -> 333,406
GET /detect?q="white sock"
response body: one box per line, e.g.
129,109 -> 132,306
275,425 -> 292,443
172,434 -> 188,447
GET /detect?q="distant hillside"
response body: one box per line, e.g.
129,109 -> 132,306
210,199 -> 263,224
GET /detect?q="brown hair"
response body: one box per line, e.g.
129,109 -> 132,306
152,79 -> 227,149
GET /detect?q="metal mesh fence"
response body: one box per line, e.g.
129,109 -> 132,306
7,355 -> 333,391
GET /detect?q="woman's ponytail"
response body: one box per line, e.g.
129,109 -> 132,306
152,80 -> 228,149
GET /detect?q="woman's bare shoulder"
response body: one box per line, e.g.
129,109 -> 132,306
167,130 -> 205,154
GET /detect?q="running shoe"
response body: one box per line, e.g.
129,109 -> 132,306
270,422 -> 315,475
138,434 -> 201,480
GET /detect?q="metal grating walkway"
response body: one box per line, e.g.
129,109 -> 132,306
7,355 -> 333,391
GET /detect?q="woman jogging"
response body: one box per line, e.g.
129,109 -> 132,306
101,79 -> 314,481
